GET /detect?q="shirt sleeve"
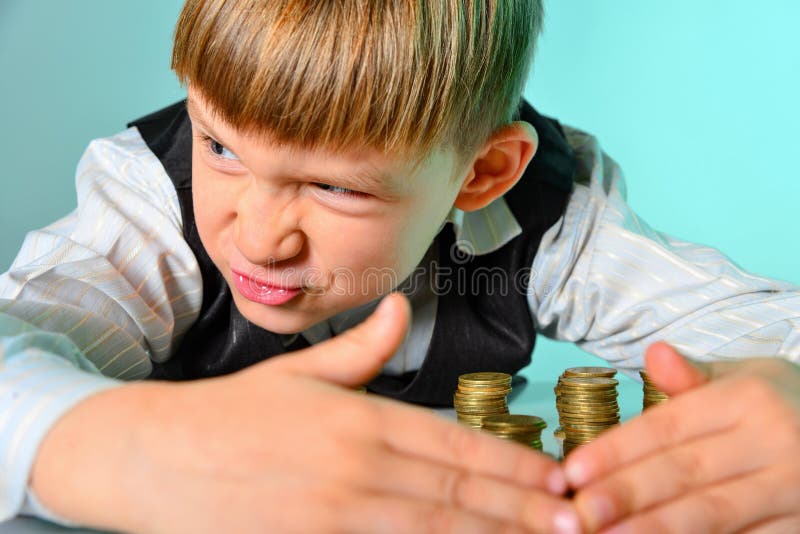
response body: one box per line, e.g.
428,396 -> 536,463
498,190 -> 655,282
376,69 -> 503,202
527,124 -> 800,376
0,126 -> 203,524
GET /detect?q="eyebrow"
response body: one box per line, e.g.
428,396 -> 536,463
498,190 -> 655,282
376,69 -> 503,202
186,96 -> 235,150
185,95 -> 403,195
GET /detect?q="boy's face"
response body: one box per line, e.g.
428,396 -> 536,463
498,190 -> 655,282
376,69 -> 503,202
186,87 -> 469,334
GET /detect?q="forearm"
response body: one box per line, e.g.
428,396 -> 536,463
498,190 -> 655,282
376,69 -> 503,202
0,317 -> 127,524
29,380 -> 167,533
528,127 -> 800,368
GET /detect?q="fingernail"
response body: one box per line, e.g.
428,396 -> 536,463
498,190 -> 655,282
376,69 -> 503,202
553,508 -> 582,534
565,458 -> 589,487
547,469 -> 568,494
375,294 -> 395,319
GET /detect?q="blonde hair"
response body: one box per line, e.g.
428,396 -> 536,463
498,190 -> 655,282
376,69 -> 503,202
172,0 -> 544,175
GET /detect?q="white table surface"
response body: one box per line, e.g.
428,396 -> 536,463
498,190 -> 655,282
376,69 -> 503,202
0,377 -> 644,533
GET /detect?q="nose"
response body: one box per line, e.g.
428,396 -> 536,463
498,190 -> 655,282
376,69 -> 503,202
233,183 -> 305,265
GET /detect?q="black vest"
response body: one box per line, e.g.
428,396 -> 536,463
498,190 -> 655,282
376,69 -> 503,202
128,99 -> 575,406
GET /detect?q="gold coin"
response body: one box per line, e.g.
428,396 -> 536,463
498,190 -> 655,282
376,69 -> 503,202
553,386 -> 617,395
481,414 -> 547,431
559,416 -> 619,424
456,409 -> 509,417
556,391 -> 618,400
487,429 -> 544,438
556,398 -> 619,406
556,382 -> 618,391
556,399 -> 619,409
453,399 -> 507,408
458,383 -> 512,389
556,392 -> 619,400
559,419 -> 620,427
556,383 -> 619,393
557,407 -> 619,416
563,367 -> 617,378
562,422 -> 617,432
560,418 -> 620,427
454,392 -> 509,399
558,414 -> 619,427
558,413 -> 619,426
453,396 -> 508,403
459,372 -> 512,385
453,401 -> 508,410
457,391 -> 512,399
558,408 -> 619,417
460,411 -> 507,418
559,376 -> 619,389
454,405 -> 508,412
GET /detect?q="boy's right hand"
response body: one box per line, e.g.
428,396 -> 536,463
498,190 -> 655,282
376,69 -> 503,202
31,293 -> 579,534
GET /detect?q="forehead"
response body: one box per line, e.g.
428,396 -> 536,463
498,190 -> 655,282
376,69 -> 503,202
185,88 -> 459,193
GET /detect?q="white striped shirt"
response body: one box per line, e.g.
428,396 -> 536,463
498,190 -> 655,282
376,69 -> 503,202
1,123 -> 798,525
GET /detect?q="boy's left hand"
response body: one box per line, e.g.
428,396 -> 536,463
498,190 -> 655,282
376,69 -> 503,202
563,342 -> 800,533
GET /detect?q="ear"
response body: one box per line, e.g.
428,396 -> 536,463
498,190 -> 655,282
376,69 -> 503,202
453,121 -> 539,212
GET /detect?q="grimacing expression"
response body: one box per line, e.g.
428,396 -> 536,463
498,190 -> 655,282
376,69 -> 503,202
186,87 -> 468,334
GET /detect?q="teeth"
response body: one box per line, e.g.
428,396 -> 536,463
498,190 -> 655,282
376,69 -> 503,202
239,275 -> 244,283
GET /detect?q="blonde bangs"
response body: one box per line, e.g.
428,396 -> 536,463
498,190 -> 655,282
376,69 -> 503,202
172,0 -> 544,171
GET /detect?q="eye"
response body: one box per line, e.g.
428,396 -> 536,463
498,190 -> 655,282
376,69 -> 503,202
199,134 -> 239,161
313,183 -> 369,199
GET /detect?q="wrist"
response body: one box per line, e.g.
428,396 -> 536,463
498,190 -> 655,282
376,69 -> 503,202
29,381 -> 169,533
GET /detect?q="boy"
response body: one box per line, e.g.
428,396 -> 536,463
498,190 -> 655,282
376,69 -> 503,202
1,2 -> 798,534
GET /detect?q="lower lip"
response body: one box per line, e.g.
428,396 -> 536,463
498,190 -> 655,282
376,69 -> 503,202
233,273 -> 302,306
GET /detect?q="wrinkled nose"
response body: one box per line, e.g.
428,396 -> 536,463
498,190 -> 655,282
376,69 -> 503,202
233,184 -> 304,266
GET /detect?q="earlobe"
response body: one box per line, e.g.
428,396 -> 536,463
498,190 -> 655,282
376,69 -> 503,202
453,121 -> 539,212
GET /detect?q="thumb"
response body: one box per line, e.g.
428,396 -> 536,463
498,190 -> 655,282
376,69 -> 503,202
265,292 -> 411,387
644,341 -> 711,396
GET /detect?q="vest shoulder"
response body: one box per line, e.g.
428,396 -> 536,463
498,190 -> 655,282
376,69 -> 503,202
127,100 -> 188,129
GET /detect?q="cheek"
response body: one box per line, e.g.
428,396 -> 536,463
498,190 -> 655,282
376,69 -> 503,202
314,216 -> 403,268
360,211 -> 439,288
191,162 -> 235,265
301,210 -> 407,297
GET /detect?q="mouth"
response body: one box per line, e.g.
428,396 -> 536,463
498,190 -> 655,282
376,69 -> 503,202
230,268 -> 303,306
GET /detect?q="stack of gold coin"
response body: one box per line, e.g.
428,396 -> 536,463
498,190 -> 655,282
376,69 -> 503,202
454,372 -> 511,429
481,414 -> 547,451
555,373 -> 620,456
640,370 -> 669,409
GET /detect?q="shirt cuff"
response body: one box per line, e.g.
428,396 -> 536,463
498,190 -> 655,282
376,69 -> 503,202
0,349 -> 124,526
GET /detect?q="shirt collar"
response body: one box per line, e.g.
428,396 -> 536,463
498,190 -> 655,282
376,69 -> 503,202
439,197 -> 523,256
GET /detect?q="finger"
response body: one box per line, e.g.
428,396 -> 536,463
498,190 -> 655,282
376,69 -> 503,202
574,429 -> 767,531
340,492 -> 531,534
644,341 -> 753,396
644,342 -> 709,395
564,376 -> 754,488
371,451 -> 580,534
265,292 -> 410,386
597,467 -> 797,534
373,398 -> 569,496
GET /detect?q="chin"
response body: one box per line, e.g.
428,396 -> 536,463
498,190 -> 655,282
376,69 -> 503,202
232,294 -> 320,334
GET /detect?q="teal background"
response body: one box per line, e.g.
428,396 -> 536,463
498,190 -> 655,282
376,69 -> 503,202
1,1 -> 798,386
